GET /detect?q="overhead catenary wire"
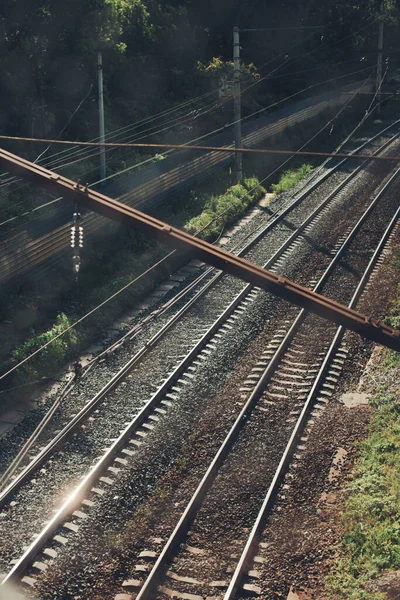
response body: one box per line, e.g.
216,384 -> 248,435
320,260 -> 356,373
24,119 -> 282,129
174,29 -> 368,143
81,65 -> 378,195
33,84 -> 94,165
251,72 -> 375,188
268,15 -> 378,69
240,26 -> 325,31
0,77 -> 386,382
2,26 -> 313,183
0,64 -> 374,233
0,88 -> 219,185
246,15 -> 378,92
0,22 -> 378,220
0,12 -> 380,200
0,71 -> 382,230
0,92 -> 225,218
0,89 -> 221,193
4,135 -> 400,163
0,17 -> 378,193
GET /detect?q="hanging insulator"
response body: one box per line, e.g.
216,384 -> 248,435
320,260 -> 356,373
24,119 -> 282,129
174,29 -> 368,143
71,207 -> 82,276
70,225 -> 76,248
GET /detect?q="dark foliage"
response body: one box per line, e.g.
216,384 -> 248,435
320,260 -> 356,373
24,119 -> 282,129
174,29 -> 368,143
1,0 -> 400,155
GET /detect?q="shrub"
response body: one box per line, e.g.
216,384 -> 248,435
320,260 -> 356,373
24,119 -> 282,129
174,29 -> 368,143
12,313 -> 79,380
243,176 -> 265,202
185,177 -> 266,241
270,163 -> 313,195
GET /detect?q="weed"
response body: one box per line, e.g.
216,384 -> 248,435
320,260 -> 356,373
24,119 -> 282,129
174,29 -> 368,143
325,385 -> 400,599
270,164 -> 313,195
185,178 -> 266,241
11,313 -> 79,381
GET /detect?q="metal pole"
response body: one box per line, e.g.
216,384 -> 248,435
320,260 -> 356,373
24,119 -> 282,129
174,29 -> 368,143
233,26 -> 242,182
376,8 -> 384,114
97,51 -> 106,183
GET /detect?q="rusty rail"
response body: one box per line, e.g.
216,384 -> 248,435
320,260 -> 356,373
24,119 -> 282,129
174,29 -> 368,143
1,146 -> 399,351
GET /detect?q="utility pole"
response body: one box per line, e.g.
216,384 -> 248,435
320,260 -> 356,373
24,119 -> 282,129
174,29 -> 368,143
376,6 -> 384,115
233,26 -> 242,182
97,52 -> 106,183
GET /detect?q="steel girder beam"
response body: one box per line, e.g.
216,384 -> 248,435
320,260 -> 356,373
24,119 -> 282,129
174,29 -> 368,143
1,146 -> 399,351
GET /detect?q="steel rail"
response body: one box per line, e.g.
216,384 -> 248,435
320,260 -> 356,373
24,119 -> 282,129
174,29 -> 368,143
1,147 -> 400,351
134,164 -> 400,600
51,121 -> 400,368
1,131 -> 393,504
224,186 -> 400,600
2,141 -> 400,588
0,378 -> 75,489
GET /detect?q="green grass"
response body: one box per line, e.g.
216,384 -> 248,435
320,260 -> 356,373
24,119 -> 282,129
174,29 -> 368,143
270,163 -> 313,195
326,361 -> 400,599
185,176 -> 266,241
11,313 -> 78,380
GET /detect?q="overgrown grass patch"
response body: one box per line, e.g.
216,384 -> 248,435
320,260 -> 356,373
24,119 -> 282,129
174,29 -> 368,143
326,365 -> 400,599
185,176 -> 266,241
11,313 -> 79,381
270,163 -> 313,195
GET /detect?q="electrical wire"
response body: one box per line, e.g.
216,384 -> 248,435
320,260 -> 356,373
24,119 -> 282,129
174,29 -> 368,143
0,71 -> 377,154
0,22 -> 381,230
1,16 -> 377,190
0,91 -> 224,216
250,72 -> 374,188
0,92 -> 221,198
87,16 -> 381,179
0,17 -> 377,204
0,75 -> 380,382
33,85 -> 94,164
95,66 -> 376,198
0,66 -> 376,234
0,64 -> 371,233
0,89 -> 218,178
255,14 -> 378,80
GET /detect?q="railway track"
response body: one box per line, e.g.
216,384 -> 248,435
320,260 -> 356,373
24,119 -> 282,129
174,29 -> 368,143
113,165 -> 400,600
2,121 -> 399,483
1,124 -> 398,502
1,124 -> 400,595
225,196 -> 400,600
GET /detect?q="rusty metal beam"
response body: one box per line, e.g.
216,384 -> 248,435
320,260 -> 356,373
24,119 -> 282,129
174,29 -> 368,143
1,146 -> 399,351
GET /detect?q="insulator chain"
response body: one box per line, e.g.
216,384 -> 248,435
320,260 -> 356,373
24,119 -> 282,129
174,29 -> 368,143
71,209 -> 83,274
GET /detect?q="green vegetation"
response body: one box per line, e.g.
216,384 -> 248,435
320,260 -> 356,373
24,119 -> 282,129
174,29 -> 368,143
270,164 -> 313,195
326,383 -> 400,599
12,313 -> 79,379
185,177 -> 266,241
186,177 -> 266,240
326,276 -> 400,599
